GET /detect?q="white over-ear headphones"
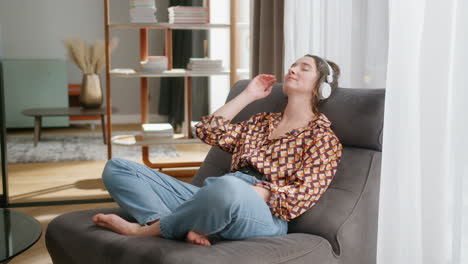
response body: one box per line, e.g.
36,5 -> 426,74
318,58 -> 334,100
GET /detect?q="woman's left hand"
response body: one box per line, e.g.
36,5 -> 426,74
251,186 -> 271,202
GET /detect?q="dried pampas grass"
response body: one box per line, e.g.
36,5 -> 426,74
64,38 -> 119,74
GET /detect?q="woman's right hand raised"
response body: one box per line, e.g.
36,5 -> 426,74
244,74 -> 277,101
210,74 -> 276,120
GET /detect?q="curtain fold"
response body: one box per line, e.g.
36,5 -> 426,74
159,0 -> 208,130
284,0 -> 468,262
251,0 -> 284,82
377,0 -> 468,263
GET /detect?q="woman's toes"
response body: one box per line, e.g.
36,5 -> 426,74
186,231 -> 211,246
92,214 -> 103,223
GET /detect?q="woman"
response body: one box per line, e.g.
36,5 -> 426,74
92,55 -> 343,246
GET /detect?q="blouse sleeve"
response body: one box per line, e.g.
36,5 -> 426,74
194,113 -> 265,153
255,131 -> 343,221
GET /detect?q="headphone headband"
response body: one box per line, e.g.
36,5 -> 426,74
321,58 -> 334,83
318,57 -> 334,100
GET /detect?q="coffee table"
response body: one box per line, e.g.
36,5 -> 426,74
22,107 -> 114,147
0,209 -> 42,263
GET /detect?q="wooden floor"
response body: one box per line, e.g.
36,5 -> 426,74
4,124 -> 211,263
7,143 -> 210,204
6,124 -> 211,204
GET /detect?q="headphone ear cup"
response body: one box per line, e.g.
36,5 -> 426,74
319,83 -> 332,99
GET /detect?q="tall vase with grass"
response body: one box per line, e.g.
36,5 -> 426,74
64,38 -> 118,108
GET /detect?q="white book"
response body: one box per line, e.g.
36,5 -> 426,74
131,19 -> 158,23
130,4 -> 155,8
142,123 -> 174,138
189,58 -> 222,63
169,11 -> 208,15
169,19 -> 208,24
131,16 -> 157,20
188,63 -> 222,67
188,67 -> 224,71
168,6 -> 207,11
110,68 -> 136,74
169,14 -> 208,18
130,8 -> 156,15
189,58 -> 222,61
111,135 -> 137,146
188,63 -> 223,68
189,62 -> 223,67
188,68 -> 224,72
130,0 -> 155,6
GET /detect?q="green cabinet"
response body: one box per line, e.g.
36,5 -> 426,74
0,61 -> 6,206
0,59 -> 69,128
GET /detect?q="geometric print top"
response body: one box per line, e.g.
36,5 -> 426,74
195,112 -> 343,221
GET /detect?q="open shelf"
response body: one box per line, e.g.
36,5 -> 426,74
109,22 -> 230,30
112,134 -> 202,146
110,69 -> 230,78
104,0 -> 236,169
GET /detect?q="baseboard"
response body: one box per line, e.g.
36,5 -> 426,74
70,114 -> 167,125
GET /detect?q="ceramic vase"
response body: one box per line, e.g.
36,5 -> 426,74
80,74 -> 103,108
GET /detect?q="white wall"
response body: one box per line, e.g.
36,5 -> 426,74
0,0 -> 169,123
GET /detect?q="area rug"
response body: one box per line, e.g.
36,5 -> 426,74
6,132 -> 179,163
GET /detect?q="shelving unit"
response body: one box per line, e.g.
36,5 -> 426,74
103,0 -> 236,169
109,23 -> 230,29
110,69 -> 230,78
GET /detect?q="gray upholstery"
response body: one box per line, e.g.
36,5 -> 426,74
46,80 -> 385,264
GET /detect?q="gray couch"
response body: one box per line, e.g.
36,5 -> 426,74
46,80 -> 385,264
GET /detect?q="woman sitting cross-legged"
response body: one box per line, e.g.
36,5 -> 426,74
92,54 -> 343,246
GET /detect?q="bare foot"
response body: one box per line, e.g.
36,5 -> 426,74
92,214 -> 161,237
186,231 -> 211,246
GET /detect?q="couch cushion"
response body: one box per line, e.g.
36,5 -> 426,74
192,80 -> 384,255
320,88 -> 385,151
192,80 -> 384,185
288,147 -> 382,255
191,148 -> 380,256
224,80 -> 385,151
46,207 -> 337,264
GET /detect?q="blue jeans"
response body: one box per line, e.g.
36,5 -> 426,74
102,158 -> 288,240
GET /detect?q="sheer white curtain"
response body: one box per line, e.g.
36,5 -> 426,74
378,0 -> 468,263
283,0 -> 388,88
284,0 -> 468,263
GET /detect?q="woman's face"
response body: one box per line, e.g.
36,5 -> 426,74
283,56 -> 320,97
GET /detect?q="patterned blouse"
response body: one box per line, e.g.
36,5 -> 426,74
195,112 -> 342,221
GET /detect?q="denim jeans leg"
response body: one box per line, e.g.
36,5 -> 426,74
159,173 -> 288,240
102,158 -> 199,225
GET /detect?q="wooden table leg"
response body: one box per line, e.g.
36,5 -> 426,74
101,115 -> 107,144
184,76 -> 193,138
33,116 -> 41,147
38,117 -> 42,140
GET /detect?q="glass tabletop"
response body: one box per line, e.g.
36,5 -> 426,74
0,209 -> 42,263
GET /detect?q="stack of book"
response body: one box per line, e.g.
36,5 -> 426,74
168,6 -> 208,24
129,0 -> 157,23
187,58 -> 223,72
140,56 -> 168,72
142,123 -> 174,138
